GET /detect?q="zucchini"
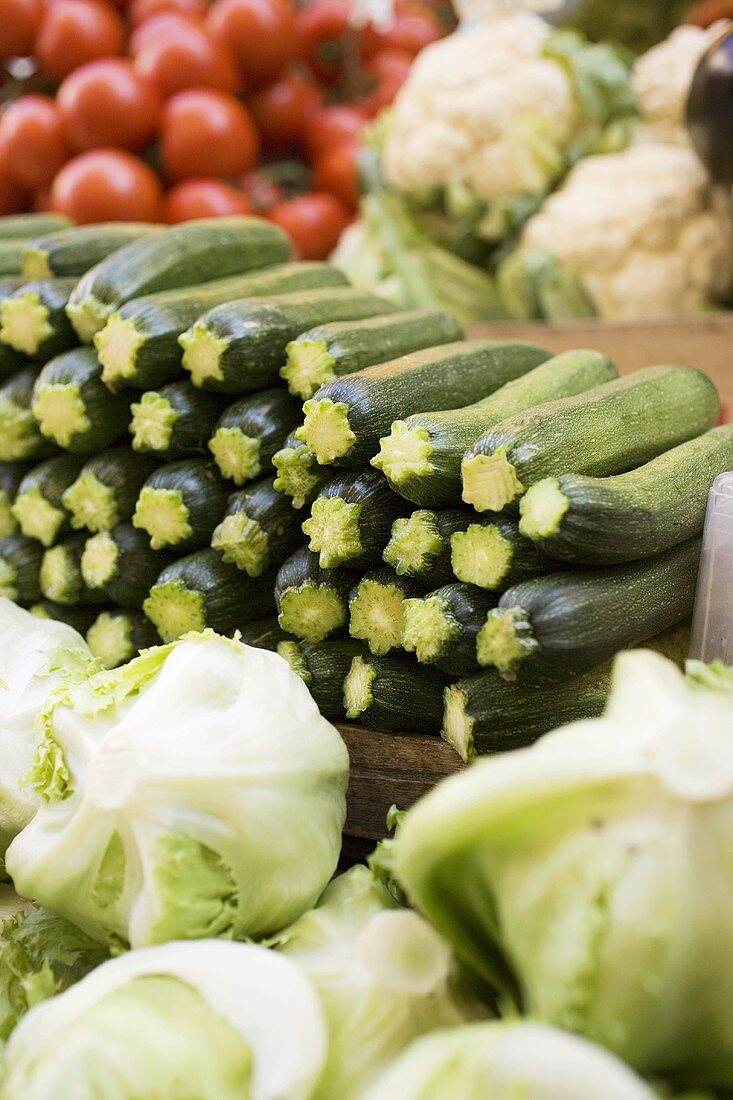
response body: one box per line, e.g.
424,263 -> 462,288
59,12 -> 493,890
0,240 -> 30,276
477,536 -> 701,683
87,608 -> 159,668
348,568 -> 421,657
180,287 -> 391,394
296,339 -> 550,467
0,366 -> 53,462
96,261 -> 347,389
402,582 -> 497,677
81,523 -> 172,609
302,469 -> 408,570
518,424 -> 733,564
272,431 -> 331,510
130,383 -> 224,458
374,349 -> 616,506
0,345 -> 25,386
383,508 -> 472,585
61,448 -> 159,533
22,222 -> 158,280
343,654 -> 447,733
462,365 -> 721,513
450,516 -> 555,590
133,459 -> 229,551
0,278 -> 77,359
211,477 -> 302,577
0,532 -> 44,603
0,214 -> 70,242
32,348 -> 132,454
0,461 -> 28,538
29,600 -> 100,634
281,309 -> 463,400
275,545 -> 351,643
40,533 -> 109,606
12,453 -> 85,546
238,617 -> 290,651
144,548 -> 276,642
277,638 -> 366,720
209,387 -> 301,486
67,216 -> 292,342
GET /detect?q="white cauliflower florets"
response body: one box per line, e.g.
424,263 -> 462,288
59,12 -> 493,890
518,142 -> 733,317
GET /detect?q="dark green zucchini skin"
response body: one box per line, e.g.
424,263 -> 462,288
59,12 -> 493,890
135,459 -> 229,550
22,222 -> 158,279
450,516 -> 556,591
213,477 -> 303,575
41,532 -> 110,606
518,425 -> 733,565
482,536 -> 702,684
383,508 -> 480,586
272,430 -> 332,510
83,523 -> 174,609
13,453 -> 86,544
0,460 -> 29,500
237,617 -> 291,651
0,365 -> 56,462
0,344 -> 25,384
344,654 -> 448,734
130,382 -> 226,458
64,448 -> 160,531
404,582 -> 498,677
304,469 -> 409,570
279,638 -> 367,720
0,279 -> 23,306
274,545 -> 353,643
33,348 -> 132,454
1,277 -> 78,359
87,608 -> 159,667
0,240 -> 26,276
209,387 -> 302,484
29,599 -> 102,635
182,287 -> 391,394
0,214 -> 70,241
0,532 -> 44,603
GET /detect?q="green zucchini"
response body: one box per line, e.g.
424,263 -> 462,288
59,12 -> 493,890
29,599 -> 101,635
133,459 -> 228,551
40,533 -> 109,606
296,339 -> 550,467
61,447 -> 159,533
87,608 -> 159,669
302,469 -> 408,570
81,523 -> 173,609
272,431 -> 331,510
383,508 -> 473,585
0,366 -> 53,462
374,349 -> 617,506
348,568 -> 422,657
402,582 -> 497,677
450,516 -> 555,590
0,345 -> 25,386
238,617 -> 291,651
0,240 -> 30,276
22,222 -> 158,280
180,287 -> 391,394
477,536 -> 701,683
0,278 -> 78,359
343,653 -> 447,733
96,261 -> 347,389
0,461 -> 28,538
275,545 -> 351,643
209,387 -> 301,486
518,424 -> 733,564
281,309 -> 464,400
0,532 -> 44,603
144,548 -> 276,642
462,365 -> 720,513
130,383 -> 224,458
67,216 -> 292,342
32,348 -> 132,454
277,638 -> 366,720
12,453 -> 85,546
211,477 -> 302,577
0,214 -> 70,242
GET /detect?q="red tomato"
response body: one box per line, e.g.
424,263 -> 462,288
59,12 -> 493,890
295,0 -> 353,83
164,178 -> 254,221
360,9 -> 442,57
314,140 -> 359,211
305,104 -> 365,162
206,0 -> 298,88
160,88 -> 259,180
0,176 -> 27,215
241,167 -> 286,212
51,149 -> 163,223
134,20 -> 240,97
129,0 -> 205,26
360,47 -> 412,115
57,60 -> 161,153
0,0 -> 43,59
0,95 -> 70,190
128,11 -> 202,55
32,185 -> 53,211
269,191 -> 350,259
249,72 -> 322,155
35,0 -> 125,81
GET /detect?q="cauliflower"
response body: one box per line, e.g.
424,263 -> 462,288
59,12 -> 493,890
499,141 -> 733,318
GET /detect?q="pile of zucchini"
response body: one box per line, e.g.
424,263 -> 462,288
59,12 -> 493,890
0,212 -> 725,761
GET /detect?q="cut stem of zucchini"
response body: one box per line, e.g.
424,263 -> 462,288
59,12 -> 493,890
208,387 -> 301,486
382,508 -> 467,586
0,533 -> 44,603
40,534 -> 105,606
275,545 -> 350,643
33,348 -> 131,454
348,569 -> 420,657
0,278 -> 77,359
133,459 -> 229,550
277,638 -> 366,720
87,608 -> 159,669
22,222 -> 155,280
81,523 -> 171,609
0,366 -> 50,462
450,518 -> 554,590
402,583 -> 496,676
12,453 -> 84,547
210,477 -> 302,577
272,435 -> 331,509
130,383 -> 223,458
62,449 -> 159,533
343,654 -> 446,733
302,469 -> 407,570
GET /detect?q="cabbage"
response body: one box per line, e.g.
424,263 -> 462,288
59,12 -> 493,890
1,940 -> 327,1100
359,1020 -> 659,1099
273,864 -> 488,1098
394,650 -> 733,1087
6,632 -> 349,949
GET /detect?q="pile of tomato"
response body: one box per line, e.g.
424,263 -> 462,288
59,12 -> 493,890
0,0 -> 450,257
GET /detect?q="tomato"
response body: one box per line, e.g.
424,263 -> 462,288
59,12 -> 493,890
160,88 -> 259,180
134,19 -> 240,97
296,0 -> 354,83
164,178 -> 254,221
0,95 -> 70,190
249,72 -> 322,155
35,0 -> 125,81
0,176 -> 27,215
360,9 -> 442,58
313,140 -> 359,211
305,104 -> 365,162
128,11 -> 201,55
688,0 -> 733,23
32,185 -> 53,211
269,192 -> 350,260
206,0 -> 298,88
129,0 -> 205,26
51,149 -> 163,223
57,60 -> 161,153
0,0 -> 43,59
360,47 -> 412,115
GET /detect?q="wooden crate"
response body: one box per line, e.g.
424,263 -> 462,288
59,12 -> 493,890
340,317 -> 733,843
